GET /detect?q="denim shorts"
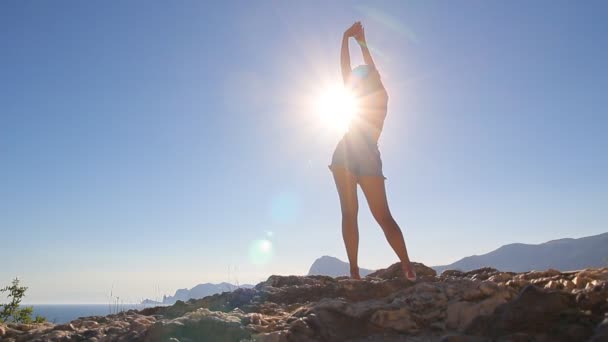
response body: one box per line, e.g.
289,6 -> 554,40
328,132 -> 385,179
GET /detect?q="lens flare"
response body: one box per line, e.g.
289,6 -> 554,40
249,239 -> 273,265
260,240 -> 271,252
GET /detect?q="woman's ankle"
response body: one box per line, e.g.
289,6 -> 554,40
350,266 -> 361,279
401,261 -> 414,272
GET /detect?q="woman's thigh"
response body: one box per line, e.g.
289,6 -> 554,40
358,176 -> 392,223
331,166 -> 359,217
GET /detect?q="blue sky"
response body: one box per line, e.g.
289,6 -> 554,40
1,1 -> 606,303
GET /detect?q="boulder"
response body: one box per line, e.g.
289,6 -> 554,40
465,285 -> 598,341
366,262 -> 437,280
143,308 -> 251,342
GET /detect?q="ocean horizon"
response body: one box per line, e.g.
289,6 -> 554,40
27,304 -> 164,324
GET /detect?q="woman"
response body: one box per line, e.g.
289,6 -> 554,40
329,22 -> 416,281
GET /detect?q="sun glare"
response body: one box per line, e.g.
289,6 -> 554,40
249,239 -> 273,265
315,86 -> 358,134
260,240 -> 272,252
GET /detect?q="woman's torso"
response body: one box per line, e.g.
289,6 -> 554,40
348,78 -> 388,144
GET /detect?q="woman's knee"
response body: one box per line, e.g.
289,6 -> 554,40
374,211 -> 396,229
341,208 -> 358,223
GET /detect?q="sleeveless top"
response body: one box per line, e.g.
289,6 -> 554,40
348,73 -> 388,144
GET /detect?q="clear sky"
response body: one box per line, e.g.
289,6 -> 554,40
1,1 -> 606,304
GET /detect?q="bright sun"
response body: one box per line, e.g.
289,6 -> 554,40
315,86 -> 358,134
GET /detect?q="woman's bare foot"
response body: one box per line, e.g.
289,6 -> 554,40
402,263 -> 417,281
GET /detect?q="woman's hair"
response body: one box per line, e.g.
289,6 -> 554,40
350,64 -> 382,94
352,64 -> 374,79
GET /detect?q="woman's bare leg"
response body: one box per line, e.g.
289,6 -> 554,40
359,176 -> 415,279
331,166 -> 361,279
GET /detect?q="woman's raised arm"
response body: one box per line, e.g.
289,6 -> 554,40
341,22 -> 362,85
355,25 -> 376,70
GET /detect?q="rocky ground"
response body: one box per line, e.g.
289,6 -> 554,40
1,263 -> 607,341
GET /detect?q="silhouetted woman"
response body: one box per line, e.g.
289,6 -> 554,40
329,22 -> 416,281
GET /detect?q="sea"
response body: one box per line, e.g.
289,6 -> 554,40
28,304 -> 163,324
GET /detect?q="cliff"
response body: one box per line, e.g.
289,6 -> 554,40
1,263 -> 607,341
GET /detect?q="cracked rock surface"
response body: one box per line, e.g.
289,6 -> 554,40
1,263 -> 606,341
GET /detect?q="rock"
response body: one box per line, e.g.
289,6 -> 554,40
561,279 -> 575,290
130,317 -> 151,333
370,307 -> 416,333
447,301 -> 477,331
254,330 -> 288,342
11,323 -> 38,332
578,269 -> 606,280
78,320 -> 100,329
6,264 -> 608,342
495,332 -> 537,341
446,291 -> 509,331
479,281 -> 498,296
576,281 -> 608,313
589,316 -> 608,342
573,275 -> 589,289
296,298 -> 368,340
46,330 -> 71,339
465,285 -> 597,341
505,279 -> 526,288
524,269 -> 561,280
52,323 -> 76,331
366,262 -> 437,280
143,308 -> 252,341
392,282 -> 448,326
441,270 -> 465,278
462,286 -> 484,301
487,272 -> 513,283
466,268 -> 499,281
258,275 -> 335,289
441,334 -> 489,342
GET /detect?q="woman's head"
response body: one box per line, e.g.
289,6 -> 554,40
352,65 -> 374,79
350,64 -> 381,94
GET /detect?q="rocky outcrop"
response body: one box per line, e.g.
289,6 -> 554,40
144,282 -> 256,305
1,264 -> 607,341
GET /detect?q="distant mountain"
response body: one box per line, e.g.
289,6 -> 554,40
433,232 -> 608,274
308,256 -> 375,277
144,282 -> 255,305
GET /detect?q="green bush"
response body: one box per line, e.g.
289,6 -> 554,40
0,278 -> 45,323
